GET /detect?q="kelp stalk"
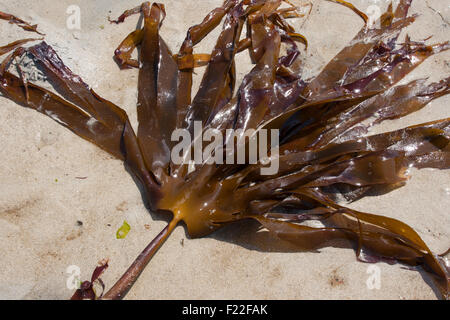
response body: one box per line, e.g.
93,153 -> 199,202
103,219 -> 180,300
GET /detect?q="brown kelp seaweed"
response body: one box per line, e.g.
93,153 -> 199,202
0,0 -> 449,299
0,10 -> 44,35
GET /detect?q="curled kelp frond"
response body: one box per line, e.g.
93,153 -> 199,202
1,0 -> 449,300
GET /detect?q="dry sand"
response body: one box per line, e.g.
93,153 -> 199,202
0,0 -> 448,299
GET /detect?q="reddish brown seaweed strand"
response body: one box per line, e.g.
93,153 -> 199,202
0,0 -> 449,300
0,10 -> 44,35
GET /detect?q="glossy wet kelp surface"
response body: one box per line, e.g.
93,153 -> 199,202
0,0 -> 448,299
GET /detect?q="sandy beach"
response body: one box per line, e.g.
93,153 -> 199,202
0,0 -> 448,299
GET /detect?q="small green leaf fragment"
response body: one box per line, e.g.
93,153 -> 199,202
116,220 -> 130,239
